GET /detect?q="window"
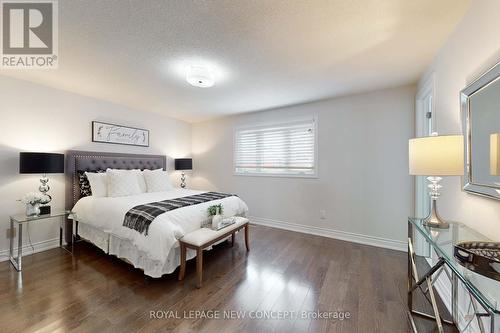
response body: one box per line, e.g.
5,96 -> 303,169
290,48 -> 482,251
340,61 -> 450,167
234,117 -> 317,177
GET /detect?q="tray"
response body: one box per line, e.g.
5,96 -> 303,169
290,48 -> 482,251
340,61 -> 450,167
454,241 -> 500,281
214,218 -> 236,231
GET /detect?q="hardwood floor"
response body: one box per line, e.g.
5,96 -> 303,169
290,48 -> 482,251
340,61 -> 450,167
0,225 -> 455,332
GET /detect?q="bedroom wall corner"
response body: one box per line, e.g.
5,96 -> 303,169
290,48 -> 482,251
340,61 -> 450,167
0,75 -> 192,259
416,0 -> 500,241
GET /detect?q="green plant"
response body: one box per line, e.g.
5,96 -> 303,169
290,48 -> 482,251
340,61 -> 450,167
207,204 -> 223,216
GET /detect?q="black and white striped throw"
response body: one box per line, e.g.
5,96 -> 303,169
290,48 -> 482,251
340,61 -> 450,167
123,192 -> 234,235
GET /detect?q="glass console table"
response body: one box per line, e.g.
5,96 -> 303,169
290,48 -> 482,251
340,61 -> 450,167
408,217 -> 499,333
9,211 -> 75,271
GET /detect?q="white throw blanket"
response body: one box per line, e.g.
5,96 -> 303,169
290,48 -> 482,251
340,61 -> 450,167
72,189 -> 249,262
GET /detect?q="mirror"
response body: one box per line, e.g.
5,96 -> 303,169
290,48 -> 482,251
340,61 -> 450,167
462,61 -> 500,200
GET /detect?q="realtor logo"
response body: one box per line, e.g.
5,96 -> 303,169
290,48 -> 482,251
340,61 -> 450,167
1,0 -> 58,68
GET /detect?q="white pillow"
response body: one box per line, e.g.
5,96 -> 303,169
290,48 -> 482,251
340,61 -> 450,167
132,169 -> 147,193
85,172 -> 108,197
106,169 -> 143,197
143,169 -> 174,193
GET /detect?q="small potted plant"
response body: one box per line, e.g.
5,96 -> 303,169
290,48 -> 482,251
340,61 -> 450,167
208,204 -> 223,230
21,192 -> 49,216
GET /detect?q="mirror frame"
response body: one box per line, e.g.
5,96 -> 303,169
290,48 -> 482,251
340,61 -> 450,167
461,61 -> 500,200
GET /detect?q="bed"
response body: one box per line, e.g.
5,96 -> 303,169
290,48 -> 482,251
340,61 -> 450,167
65,150 -> 248,277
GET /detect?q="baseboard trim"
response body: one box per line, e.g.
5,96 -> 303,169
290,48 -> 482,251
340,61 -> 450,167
0,238 -> 60,262
249,216 -> 406,252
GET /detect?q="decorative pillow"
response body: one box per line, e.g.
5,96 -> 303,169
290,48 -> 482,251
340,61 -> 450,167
143,168 -> 174,193
85,171 -> 108,197
77,171 -> 93,197
106,168 -> 143,197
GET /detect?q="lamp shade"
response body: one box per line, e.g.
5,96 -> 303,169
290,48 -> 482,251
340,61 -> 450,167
19,152 -> 64,174
409,135 -> 463,176
491,133 -> 500,175
175,158 -> 193,171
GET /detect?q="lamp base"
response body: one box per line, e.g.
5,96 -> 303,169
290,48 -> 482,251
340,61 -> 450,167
39,174 -> 52,214
180,172 -> 186,189
423,198 -> 449,229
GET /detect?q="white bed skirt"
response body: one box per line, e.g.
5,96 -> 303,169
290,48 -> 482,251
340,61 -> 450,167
78,223 -> 197,278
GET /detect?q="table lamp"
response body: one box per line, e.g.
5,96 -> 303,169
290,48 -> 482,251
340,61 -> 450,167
175,158 -> 192,188
409,134 -> 463,228
20,152 -> 65,215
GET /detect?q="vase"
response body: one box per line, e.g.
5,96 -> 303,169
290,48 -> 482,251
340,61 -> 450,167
26,203 -> 40,217
212,214 -> 223,230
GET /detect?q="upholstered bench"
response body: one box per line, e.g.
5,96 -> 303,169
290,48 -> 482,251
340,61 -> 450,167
178,217 -> 249,288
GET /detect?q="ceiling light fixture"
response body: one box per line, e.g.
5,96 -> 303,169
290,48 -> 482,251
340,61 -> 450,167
186,65 -> 215,88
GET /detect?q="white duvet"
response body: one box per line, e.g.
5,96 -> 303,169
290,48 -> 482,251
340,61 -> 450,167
72,189 -> 248,262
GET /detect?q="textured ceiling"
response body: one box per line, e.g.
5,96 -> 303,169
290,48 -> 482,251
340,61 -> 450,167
1,0 -> 470,122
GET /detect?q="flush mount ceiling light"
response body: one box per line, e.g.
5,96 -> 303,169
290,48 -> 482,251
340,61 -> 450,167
186,65 -> 215,88
168,58 -> 229,88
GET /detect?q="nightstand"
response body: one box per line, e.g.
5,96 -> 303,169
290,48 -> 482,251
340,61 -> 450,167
9,211 -> 75,271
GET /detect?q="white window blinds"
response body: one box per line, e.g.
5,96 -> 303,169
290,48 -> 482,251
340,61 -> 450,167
234,118 -> 317,177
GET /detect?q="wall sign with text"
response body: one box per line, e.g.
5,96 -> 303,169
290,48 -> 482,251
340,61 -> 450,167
92,121 -> 149,147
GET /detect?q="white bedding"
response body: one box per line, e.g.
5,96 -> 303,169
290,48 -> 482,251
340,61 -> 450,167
72,189 -> 248,267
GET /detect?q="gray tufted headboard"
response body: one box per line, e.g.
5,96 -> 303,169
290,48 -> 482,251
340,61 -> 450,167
65,150 -> 166,241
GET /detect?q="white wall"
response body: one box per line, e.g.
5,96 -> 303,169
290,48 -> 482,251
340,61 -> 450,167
417,2 -> 500,328
418,0 -> 500,241
192,85 -> 415,250
0,76 -> 191,257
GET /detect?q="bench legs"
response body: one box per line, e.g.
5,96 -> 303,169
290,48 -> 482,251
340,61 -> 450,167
178,243 -> 186,281
178,223 -> 250,288
196,248 -> 203,288
245,224 -> 250,251
179,245 -> 204,288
